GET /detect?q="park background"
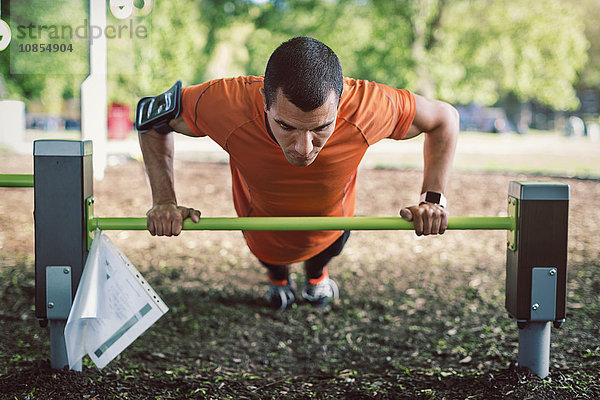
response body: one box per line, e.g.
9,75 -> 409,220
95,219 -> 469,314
1,0 -> 600,398
1,0 -> 600,176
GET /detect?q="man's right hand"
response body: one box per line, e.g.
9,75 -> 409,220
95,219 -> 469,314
146,203 -> 201,236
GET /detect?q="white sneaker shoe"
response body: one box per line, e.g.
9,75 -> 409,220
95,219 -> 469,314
301,276 -> 339,309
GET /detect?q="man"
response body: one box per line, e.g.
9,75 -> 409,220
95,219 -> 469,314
138,36 -> 458,312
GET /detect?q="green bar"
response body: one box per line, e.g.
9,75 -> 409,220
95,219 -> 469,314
0,174 -> 34,188
91,216 -> 514,231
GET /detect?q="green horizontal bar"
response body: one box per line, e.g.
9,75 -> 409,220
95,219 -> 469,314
91,216 -> 514,231
0,174 -> 34,188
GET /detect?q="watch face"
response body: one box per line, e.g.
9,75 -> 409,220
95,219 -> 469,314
426,192 -> 442,203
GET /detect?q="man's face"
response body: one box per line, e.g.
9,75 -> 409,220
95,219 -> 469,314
262,88 -> 338,167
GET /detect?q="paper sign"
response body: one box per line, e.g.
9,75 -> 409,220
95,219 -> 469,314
65,230 -> 169,370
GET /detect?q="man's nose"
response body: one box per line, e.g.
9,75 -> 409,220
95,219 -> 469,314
294,131 -> 313,156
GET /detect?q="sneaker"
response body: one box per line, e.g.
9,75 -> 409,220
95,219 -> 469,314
267,278 -> 296,312
302,276 -> 339,309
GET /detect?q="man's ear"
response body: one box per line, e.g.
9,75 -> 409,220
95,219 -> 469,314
259,87 -> 268,113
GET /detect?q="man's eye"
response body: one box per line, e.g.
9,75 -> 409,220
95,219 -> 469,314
280,125 -> 294,131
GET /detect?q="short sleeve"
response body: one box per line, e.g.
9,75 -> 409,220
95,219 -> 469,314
339,79 -> 416,145
181,84 -> 208,138
181,80 -> 231,149
180,77 -> 264,150
385,87 -> 416,141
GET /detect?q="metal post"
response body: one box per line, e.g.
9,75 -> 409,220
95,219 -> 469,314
505,181 -> 569,378
81,0 -> 107,181
518,322 -> 551,378
49,320 -> 69,369
34,140 -> 93,369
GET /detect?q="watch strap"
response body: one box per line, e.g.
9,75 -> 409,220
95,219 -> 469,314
419,191 -> 447,208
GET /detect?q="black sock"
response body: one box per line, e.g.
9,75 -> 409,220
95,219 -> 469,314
268,265 -> 289,282
305,258 -> 326,280
304,231 -> 350,280
259,261 -> 289,283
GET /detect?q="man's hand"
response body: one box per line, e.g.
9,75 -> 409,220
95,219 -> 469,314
400,203 -> 448,236
146,203 -> 201,236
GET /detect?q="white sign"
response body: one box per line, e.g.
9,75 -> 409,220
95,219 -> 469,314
65,230 -> 169,370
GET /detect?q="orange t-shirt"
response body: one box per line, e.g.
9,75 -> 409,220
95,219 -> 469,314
181,76 -> 416,264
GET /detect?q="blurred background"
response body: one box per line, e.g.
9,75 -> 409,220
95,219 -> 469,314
0,0 -> 599,177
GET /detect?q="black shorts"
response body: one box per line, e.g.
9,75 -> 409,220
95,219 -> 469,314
260,230 -> 351,268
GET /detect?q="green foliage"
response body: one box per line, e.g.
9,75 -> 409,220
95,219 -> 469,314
244,0 -> 413,87
0,0 -> 87,113
244,0 -> 588,110
0,0 -> 595,113
438,0 -> 588,110
107,0 -> 208,108
570,0 -> 600,90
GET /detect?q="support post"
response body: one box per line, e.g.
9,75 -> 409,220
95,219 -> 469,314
34,140 -> 93,369
49,320 -> 69,369
505,181 -> 569,378
81,0 -> 107,180
518,321 -> 551,378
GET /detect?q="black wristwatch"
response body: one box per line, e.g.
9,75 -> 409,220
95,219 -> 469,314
419,191 -> 447,208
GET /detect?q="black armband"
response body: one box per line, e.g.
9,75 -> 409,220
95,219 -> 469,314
135,80 -> 182,134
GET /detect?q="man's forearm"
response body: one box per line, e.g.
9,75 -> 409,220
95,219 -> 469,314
420,107 -> 458,195
139,130 -> 178,206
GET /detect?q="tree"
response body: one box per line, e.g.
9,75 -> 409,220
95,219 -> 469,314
241,0 -> 414,93
571,0 -> 600,91
568,0 -> 600,116
1,0 -> 208,115
360,0 -> 588,110
436,0 -> 588,110
0,0 -> 87,114
240,0 -> 588,111
1,0 -> 591,116
107,0 -> 208,107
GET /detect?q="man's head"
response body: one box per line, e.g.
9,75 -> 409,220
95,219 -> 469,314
261,37 -> 343,167
263,36 -> 343,112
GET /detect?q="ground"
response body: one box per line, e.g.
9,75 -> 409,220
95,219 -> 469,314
0,152 -> 599,399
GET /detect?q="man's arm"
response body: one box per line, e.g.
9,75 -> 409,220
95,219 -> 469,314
138,116 -> 200,236
399,93 -> 459,235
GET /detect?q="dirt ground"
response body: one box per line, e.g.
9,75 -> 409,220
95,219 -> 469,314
0,152 -> 599,399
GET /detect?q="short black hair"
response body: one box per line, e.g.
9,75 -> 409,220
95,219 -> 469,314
264,37 -> 343,112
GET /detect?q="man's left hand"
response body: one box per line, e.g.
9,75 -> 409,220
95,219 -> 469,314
400,203 -> 448,236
